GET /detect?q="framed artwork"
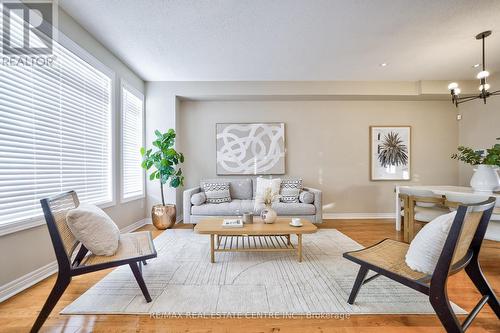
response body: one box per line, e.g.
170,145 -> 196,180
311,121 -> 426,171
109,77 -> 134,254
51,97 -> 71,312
370,126 -> 411,181
216,122 -> 285,175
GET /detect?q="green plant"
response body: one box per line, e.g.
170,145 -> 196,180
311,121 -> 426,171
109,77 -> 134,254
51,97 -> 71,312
451,139 -> 500,167
378,132 -> 408,168
140,129 -> 184,206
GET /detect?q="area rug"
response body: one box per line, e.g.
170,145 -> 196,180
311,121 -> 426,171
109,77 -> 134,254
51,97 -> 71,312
61,229 -> 465,315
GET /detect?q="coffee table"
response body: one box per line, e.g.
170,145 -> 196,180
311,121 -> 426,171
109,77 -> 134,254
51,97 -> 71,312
194,218 -> 317,263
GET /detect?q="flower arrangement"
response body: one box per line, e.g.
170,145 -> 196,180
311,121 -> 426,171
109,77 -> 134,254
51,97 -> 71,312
259,187 -> 281,207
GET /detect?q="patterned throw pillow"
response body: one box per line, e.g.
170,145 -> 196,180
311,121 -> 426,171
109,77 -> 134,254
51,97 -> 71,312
203,182 -> 231,204
280,179 -> 303,203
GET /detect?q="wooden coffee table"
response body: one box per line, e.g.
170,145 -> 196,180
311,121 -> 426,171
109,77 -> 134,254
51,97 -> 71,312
194,218 -> 317,263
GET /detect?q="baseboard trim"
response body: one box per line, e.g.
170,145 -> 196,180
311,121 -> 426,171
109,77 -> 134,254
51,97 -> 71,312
0,218 -> 150,303
323,213 -> 394,220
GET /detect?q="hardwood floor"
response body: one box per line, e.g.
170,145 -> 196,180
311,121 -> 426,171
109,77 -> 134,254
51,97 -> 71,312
0,220 -> 498,333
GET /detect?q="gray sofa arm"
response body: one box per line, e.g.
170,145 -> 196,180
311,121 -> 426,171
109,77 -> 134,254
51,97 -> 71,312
183,186 -> 201,223
303,187 -> 322,223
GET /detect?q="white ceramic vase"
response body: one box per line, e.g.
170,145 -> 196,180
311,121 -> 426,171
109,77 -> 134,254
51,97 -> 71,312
470,164 -> 500,194
261,206 -> 277,224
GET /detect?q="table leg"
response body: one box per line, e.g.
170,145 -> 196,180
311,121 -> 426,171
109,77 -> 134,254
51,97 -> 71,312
297,234 -> 302,262
210,234 -> 215,263
286,234 -> 291,245
395,186 -> 402,231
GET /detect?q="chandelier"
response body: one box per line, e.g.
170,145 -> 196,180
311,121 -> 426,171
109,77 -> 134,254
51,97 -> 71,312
447,31 -> 500,107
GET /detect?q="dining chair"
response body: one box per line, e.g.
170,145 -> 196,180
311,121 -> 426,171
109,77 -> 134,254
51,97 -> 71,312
445,193 -> 500,242
31,191 -> 157,332
343,197 -> 499,333
399,188 -> 449,242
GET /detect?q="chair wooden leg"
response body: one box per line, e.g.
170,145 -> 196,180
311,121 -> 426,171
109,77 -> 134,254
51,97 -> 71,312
30,274 -> 71,333
429,290 -> 462,333
348,266 -> 369,305
465,260 -> 500,318
129,262 -> 152,303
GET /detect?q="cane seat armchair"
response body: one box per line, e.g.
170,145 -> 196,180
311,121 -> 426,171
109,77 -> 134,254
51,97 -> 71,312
31,191 -> 157,332
344,197 -> 499,333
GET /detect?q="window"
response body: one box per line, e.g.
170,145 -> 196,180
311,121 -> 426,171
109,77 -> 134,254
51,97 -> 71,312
0,14 -> 114,233
121,82 -> 145,201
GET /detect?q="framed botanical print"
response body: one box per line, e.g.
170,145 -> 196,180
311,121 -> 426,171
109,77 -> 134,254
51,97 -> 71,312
370,126 -> 411,181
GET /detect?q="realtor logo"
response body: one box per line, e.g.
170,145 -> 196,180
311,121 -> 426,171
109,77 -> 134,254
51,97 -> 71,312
2,1 -> 54,56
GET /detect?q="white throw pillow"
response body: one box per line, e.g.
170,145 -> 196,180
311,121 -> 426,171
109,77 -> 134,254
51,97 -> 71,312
255,177 -> 281,205
405,211 -> 457,275
66,204 -> 120,256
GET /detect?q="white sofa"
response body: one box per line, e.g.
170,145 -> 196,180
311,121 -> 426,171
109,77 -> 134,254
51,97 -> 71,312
183,178 -> 322,224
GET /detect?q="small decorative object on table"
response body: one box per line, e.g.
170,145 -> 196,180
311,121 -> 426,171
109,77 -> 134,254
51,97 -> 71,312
222,219 -> 244,228
243,212 -> 253,224
259,187 -> 279,224
451,140 -> 500,193
141,129 -> 185,229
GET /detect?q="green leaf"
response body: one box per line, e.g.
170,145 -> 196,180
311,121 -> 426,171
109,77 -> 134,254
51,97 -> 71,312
170,177 -> 180,188
149,172 -> 156,181
154,130 -> 162,138
140,147 -> 145,156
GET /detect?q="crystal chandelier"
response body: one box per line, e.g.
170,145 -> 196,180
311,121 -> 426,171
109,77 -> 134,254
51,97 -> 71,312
447,31 -> 500,107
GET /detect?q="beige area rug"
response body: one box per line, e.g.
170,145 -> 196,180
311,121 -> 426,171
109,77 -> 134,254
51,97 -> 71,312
61,229 -> 465,315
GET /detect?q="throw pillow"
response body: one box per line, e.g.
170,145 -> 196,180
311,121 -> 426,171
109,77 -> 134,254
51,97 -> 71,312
203,182 -> 231,204
255,177 -> 281,205
280,179 -> 303,203
299,191 -> 314,204
66,204 -> 120,256
191,192 -> 206,206
405,211 -> 457,275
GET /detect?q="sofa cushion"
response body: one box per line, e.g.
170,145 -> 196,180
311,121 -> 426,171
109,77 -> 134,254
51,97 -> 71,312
191,200 -> 315,216
191,199 -> 255,216
271,202 -> 316,215
202,182 -> 231,204
201,178 -> 252,200
280,179 -> 302,203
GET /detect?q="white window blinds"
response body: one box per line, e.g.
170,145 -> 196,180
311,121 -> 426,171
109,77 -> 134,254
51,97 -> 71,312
0,15 -> 113,227
121,83 -> 145,201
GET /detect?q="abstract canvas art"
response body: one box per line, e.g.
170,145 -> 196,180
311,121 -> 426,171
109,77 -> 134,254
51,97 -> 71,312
216,123 -> 285,175
370,126 -> 411,180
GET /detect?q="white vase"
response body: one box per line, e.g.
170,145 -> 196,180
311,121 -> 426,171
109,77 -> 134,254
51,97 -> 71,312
470,164 -> 500,194
260,206 -> 277,224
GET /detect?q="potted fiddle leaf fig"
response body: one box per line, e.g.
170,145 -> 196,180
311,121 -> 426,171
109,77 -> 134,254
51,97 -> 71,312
451,139 -> 500,193
141,129 -> 184,229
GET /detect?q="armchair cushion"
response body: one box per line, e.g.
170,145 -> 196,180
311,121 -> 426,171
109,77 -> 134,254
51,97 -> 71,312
66,204 -> 120,256
405,211 -> 457,274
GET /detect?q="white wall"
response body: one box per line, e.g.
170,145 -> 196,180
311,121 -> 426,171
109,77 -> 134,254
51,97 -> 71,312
458,75 -> 500,185
145,81 -> 462,218
0,9 -> 146,288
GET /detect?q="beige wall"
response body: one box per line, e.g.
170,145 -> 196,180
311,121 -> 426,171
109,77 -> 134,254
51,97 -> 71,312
458,75 -> 500,185
0,9 -> 146,287
179,100 -> 459,214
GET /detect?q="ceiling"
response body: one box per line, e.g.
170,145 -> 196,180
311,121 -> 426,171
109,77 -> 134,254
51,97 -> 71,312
59,0 -> 500,82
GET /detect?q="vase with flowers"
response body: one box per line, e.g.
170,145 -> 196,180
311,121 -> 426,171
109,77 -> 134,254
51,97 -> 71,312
259,187 -> 280,224
451,140 -> 500,193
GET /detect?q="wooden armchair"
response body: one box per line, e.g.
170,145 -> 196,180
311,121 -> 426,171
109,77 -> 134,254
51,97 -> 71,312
343,197 -> 499,333
31,191 -> 157,332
